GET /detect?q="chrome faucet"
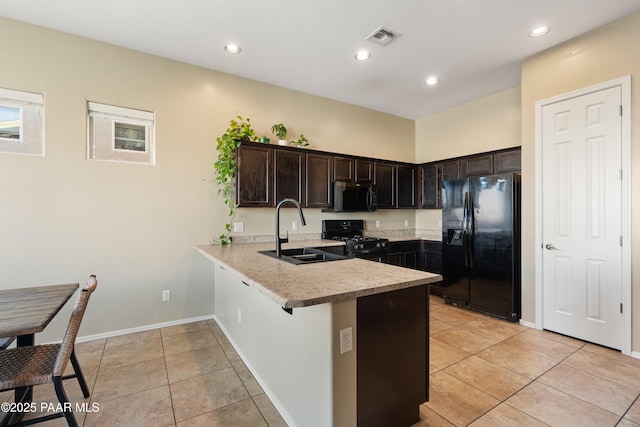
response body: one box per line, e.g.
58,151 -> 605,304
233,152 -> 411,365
275,198 -> 307,257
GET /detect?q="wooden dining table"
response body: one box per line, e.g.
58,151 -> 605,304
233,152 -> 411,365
0,282 -> 79,424
0,282 -> 79,345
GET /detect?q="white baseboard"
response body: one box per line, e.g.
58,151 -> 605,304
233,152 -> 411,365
74,314 -> 215,343
519,319 -> 537,329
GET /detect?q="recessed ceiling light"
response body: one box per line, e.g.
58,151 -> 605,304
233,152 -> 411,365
528,25 -> 550,38
224,44 -> 242,54
355,50 -> 371,61
425,76 -> 439,86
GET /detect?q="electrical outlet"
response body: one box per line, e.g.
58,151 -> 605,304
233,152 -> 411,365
404,219 -> 409,227
375,220 -> 380,228
233,222 -> 244,232
292,221 -> 298,231
162,290 -> 171,302
237,308 -> 242,323
438,219 -> 442,227
339,327 -> 353,354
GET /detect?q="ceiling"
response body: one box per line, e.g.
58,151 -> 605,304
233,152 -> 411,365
2,0 -> 640,120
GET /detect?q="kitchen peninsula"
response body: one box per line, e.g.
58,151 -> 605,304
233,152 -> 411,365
195,241 -> 442,427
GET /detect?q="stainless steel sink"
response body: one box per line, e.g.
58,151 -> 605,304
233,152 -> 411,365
258,247 -> 349,265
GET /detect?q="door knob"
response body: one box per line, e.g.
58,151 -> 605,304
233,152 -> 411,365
545,243 -> 558,250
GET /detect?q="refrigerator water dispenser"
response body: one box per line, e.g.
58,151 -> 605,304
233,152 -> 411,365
446,221 -> 464,246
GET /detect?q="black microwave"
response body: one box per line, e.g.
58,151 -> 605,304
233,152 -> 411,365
330,181 -> 377,212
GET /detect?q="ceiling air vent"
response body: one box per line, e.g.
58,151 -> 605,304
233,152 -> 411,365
366,26 -> 400,46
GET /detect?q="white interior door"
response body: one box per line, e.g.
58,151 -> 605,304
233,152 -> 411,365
541,86 -> 622,349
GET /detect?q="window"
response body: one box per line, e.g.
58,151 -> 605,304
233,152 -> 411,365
88,102 -> 155,164
0,105 -> 22,140
0,87 -> 44,156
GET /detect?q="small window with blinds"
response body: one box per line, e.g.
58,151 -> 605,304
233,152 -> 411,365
0,87 -> 44,156
88,102 -> 155,164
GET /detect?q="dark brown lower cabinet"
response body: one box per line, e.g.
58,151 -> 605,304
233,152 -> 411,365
422,241 -> 443,274
422,240 -> 444,295
357,284 -> 429,427
388,240 -> 420,269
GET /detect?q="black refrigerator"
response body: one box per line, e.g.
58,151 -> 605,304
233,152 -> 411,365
441,173 -> 521,322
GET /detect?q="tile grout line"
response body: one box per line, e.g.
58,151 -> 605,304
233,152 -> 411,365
158,329 -> 178,427
207,319 -> 274,427
83,338 -> 106,426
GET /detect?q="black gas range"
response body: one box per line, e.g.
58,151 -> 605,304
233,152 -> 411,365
322,219 -> 389,262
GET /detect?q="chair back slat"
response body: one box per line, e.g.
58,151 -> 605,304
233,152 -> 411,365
53,275 -> 98,376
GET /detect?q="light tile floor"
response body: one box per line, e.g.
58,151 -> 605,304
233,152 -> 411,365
417,295 -> 640,427
4,295 -> 640,426
0,319 -> 287,427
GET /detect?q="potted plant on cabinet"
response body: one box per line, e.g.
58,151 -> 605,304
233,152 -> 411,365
271,123 -> 288,146
290,134 -> 309,148
213,115 -> 256,245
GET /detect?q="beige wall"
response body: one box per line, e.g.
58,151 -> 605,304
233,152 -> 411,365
415,87 -> 522,162
414,12 -> 640,349
521,12 -> 640,346
414,87 -> 522,232
0,17 -> 414,341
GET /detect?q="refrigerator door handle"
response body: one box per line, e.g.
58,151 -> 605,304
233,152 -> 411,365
463,191 -> 470,267
468,192 -> 474,268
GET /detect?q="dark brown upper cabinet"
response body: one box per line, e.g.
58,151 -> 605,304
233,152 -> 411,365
235,141 -> 520,211
418,147 -> 520,209
461,154 -> 493,177
355,159 -> 374,183
236,144 -> 273,207
441,160 -> 460,181
274,149 -> 305,205
374,162 -> 396,208
494,149 -> 522,173
396,164 -> 416,208
334,156 -> 354,182
306,153 -> 333,208
419,163 -> 440,209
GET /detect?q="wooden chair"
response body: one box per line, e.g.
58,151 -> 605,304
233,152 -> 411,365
0,275 -> 98,427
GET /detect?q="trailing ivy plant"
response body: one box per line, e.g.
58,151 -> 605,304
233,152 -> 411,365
212,115 -> 256,245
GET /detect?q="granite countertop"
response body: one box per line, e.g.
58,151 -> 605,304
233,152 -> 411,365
195,241 -> 442,309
